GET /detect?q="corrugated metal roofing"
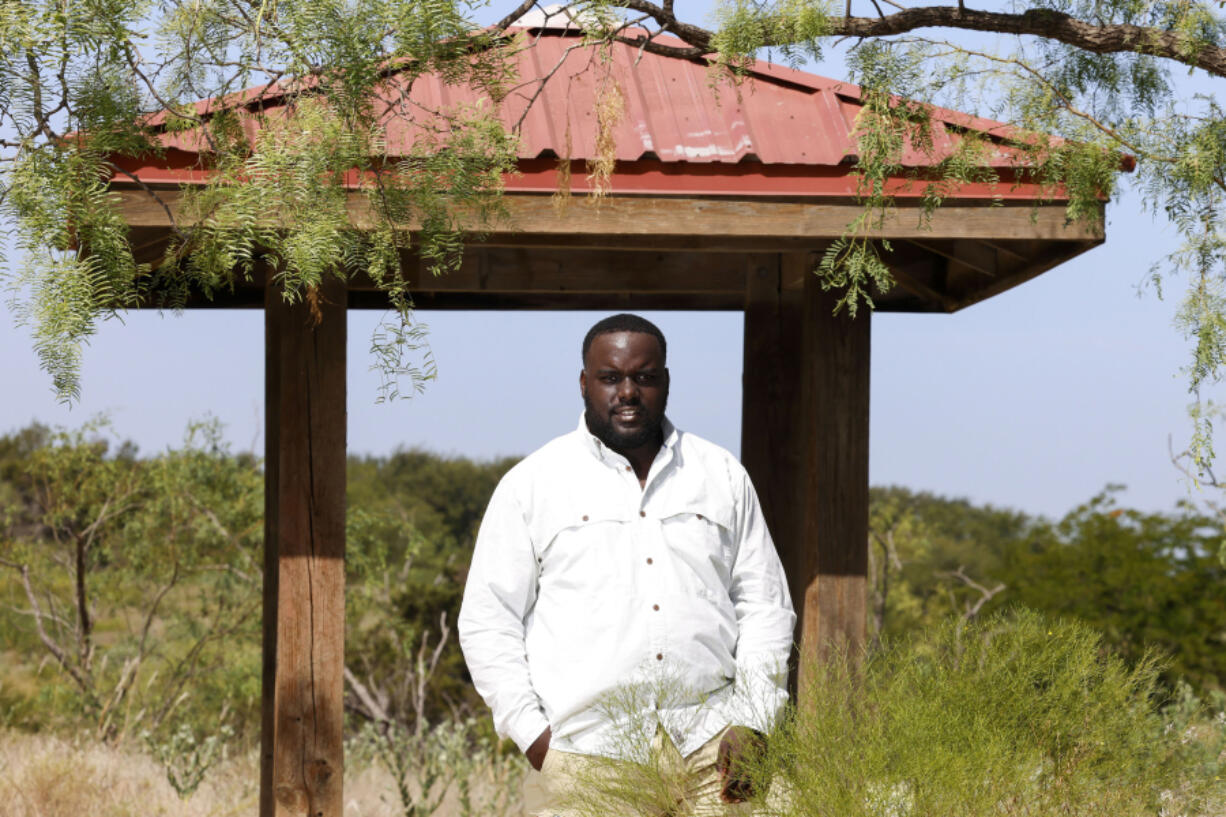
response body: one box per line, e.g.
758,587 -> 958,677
123,28 -> 1071,198
150,29 -> 1027,166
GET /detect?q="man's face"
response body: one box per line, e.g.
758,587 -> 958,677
580,331 -> 669,453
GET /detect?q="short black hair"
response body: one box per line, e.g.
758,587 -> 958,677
582,313 -> 667,365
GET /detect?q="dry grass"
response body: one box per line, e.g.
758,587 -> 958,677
0,731 -> 525,817
0,730 -> 257,817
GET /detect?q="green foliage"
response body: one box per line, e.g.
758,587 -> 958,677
703,1 -> 1226,469
0,418 -> 263,742
0,421 -> 515,744
815,236 -> 894,318
558,611 -> 1226,817
6,149 -> 146,403
345,450 -> 523,816
347,447 -> 516,722
0,0 -> 518,403
868,485 -> 1226,696
1004,489 -> 1226,694
868,486 -> 1034,641
143,719 -> 236,799
347,717 -> 525,817
711,0 -> 835,69
752,610 -> 1226,817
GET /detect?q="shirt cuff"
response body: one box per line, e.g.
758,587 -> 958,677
505,705 -> 552,754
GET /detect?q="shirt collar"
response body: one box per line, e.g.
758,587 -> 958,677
577,412 -> 678,465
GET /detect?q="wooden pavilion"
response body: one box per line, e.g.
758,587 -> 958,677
106,20 -> 1106,817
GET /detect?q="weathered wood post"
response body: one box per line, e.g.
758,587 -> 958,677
742,252 -> 870,701
797,253 -> 870,694
262,276 -> 348,817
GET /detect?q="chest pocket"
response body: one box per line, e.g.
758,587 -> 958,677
527,498 -> 629,587
658,502 -> 736,599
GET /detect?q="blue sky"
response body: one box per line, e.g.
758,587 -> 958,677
0,6 -> 1211,520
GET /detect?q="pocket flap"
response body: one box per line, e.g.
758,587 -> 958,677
659,503 -> 734,531
526,497 -> 628,559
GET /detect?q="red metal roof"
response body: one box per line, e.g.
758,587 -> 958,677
115,29 -> 1065,200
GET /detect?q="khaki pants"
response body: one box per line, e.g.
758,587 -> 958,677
522,727 -> 758,817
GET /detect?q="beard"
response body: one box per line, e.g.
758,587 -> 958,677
583,392 -> 666,453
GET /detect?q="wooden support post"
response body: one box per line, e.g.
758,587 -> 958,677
798,256 -> 870,696
741,252 -> 870,704
262,278 -> 348,817
741,253 -> 804,666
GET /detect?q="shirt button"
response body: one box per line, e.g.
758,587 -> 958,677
656,653 -> 663,661
697,514 -> 704,520
582,515 -> 589,521
639,510 -> 646,518
625,465 -> 631,472
646,558 -> 653,565
652,604 -> 659,611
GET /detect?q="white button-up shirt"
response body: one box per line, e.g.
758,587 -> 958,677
458,416 -> 795,759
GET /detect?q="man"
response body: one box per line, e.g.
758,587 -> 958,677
458,314 -> 795,816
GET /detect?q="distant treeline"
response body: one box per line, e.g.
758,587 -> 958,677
0,420 -> 1222,745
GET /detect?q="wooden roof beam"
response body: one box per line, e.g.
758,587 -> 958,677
384,247 -> 748,295
112,188 -> 1104,245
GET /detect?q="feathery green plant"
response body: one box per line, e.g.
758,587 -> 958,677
559,610 -> 1226,817
754,610 -> 1226,817
143,719 -> 236,799
704,0 -> 1226,471
0,0 -> 517,403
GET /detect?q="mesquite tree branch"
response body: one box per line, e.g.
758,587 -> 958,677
940,565 -> 1007,621
584,3 -> 1226,79
0,557 -> 95,698
412,612 -> 451,738
344,665 -> 393,723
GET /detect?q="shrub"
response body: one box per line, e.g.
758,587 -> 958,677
346,717 -> 525,817
560,610 -> 1226,817
759,609 -> 1226,817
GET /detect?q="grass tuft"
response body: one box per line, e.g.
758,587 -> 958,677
756,609 -> 1226,817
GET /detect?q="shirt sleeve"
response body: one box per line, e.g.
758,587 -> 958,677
723,467 -> 796,733
457,478 -> 552,753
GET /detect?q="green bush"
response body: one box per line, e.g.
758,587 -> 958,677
555,610 -> 1225,817
759,609 -> 1226,817
0,419 -> 263,743
867,486 -> 1226,698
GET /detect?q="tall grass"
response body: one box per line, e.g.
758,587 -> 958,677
561,610 -> 1226,817
757,610 -> 1226,817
